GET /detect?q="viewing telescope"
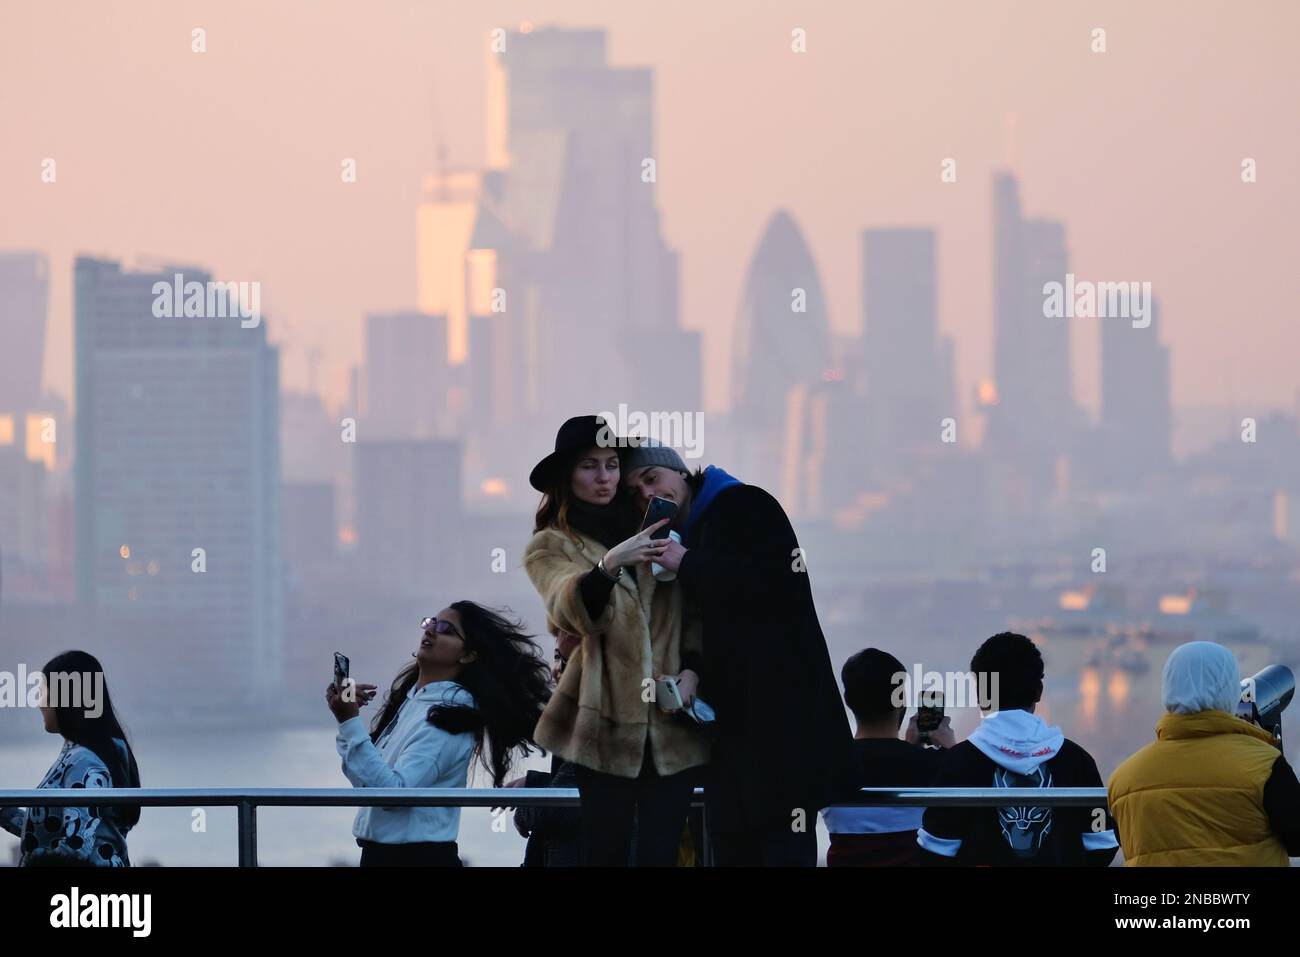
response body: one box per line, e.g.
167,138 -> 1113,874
1237,664 -> 1294,751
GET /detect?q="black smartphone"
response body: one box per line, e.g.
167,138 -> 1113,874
640,496 -> 678,540
333,652 -> 350,691
917,690 -> 944,738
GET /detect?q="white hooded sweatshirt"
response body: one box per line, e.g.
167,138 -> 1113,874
967,708 -> 1065,775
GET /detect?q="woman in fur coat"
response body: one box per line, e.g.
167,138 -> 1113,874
524,415 -> 709,866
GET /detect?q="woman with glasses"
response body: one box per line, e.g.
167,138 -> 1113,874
325,601 -> 551,867
524,415 -> 710,866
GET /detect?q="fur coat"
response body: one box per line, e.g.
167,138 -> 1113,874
524,526 -> 710,779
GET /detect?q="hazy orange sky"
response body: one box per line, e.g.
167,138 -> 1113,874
3,0 -> 1298,421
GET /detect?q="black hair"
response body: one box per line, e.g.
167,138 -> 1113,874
370,602 -> 552,787
841,648 -> 908,725
40,650 -> 142,828
970,632 -> 1044,712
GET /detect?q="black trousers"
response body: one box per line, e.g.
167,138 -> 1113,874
574,749 -> 695,867
708,825 -> 818,867
357,840 -> 462,867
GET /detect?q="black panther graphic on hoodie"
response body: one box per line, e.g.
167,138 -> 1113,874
918,709 -> 1118,866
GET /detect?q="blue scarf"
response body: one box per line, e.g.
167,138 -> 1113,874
682,465 -> 743,547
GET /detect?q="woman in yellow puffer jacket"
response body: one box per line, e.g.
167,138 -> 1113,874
1109,641 -> 1300,866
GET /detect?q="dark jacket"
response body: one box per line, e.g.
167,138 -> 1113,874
824,738 -> 947,867
517,758 -> 582,868
677,469 -> 852,833
920,733 -> 1118,866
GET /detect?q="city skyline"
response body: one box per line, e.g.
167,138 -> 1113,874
3,8 -> 1299,732
6,3 -> 1300,887
3,1 -> 1298,426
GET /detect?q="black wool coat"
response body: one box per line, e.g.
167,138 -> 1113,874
677,483 -> 852,834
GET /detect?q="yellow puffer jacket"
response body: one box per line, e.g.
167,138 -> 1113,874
1109,710 -> 1288,866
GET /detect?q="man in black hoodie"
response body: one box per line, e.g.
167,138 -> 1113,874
622,442 -> 851,866
918,632 -> 1119,866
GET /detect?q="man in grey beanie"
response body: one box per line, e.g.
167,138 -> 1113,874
622,439 -> 691,479
621,438 -> 851,867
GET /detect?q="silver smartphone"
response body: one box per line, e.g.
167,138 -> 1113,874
655,676 -> 684,711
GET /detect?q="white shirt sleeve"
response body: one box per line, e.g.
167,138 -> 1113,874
335,723 -> 368,787
916,827 -> 963,857
335,715 -> 448,790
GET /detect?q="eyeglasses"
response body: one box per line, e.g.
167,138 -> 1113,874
422,617 -> 466,642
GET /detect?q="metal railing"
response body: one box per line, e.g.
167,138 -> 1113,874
0,787 -> 1109,866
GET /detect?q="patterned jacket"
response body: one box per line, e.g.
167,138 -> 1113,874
0,738 -> 134,867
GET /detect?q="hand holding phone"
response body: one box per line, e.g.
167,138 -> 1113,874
917,690 -> 944,744
640,496 -> 678,539
641,497 -> 681,581
656,676 -> 684,712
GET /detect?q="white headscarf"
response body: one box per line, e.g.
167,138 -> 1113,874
1162,641 -> 1240,715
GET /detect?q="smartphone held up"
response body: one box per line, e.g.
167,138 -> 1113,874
641,496 -> 680,582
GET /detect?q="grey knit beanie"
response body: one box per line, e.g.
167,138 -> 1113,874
622,438 -> 688,475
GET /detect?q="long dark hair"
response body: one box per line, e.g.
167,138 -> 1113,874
369,602 -> 551,787
533,448 -> 583,536
41,650 -> 142,828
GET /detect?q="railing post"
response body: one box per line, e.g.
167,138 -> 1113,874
237,800 -> 258,868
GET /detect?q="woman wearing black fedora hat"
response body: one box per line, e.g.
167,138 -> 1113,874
523,415 -> 710,866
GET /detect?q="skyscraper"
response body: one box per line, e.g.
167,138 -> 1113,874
281,480 -> 336,584
74,257 -> 281,717
1100,297 -> 1172,481
813,336 -> 867,513
0,252 -> 54,592
0,251 -> 48,413
416,166 -> 508,366
1021,218 -> 1073,424
353,439 -> 462,595
986,173 -> 1077,494
861,228 -> 949,471
363,311 -> 451,439
484,26 -> 691,421
0,442 -> 48,582
732,210 -> 832,511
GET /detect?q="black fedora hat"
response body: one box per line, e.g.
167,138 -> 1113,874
529,415 -> 623,492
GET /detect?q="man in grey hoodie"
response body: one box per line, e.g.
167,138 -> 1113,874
918,632 -> 1119,866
